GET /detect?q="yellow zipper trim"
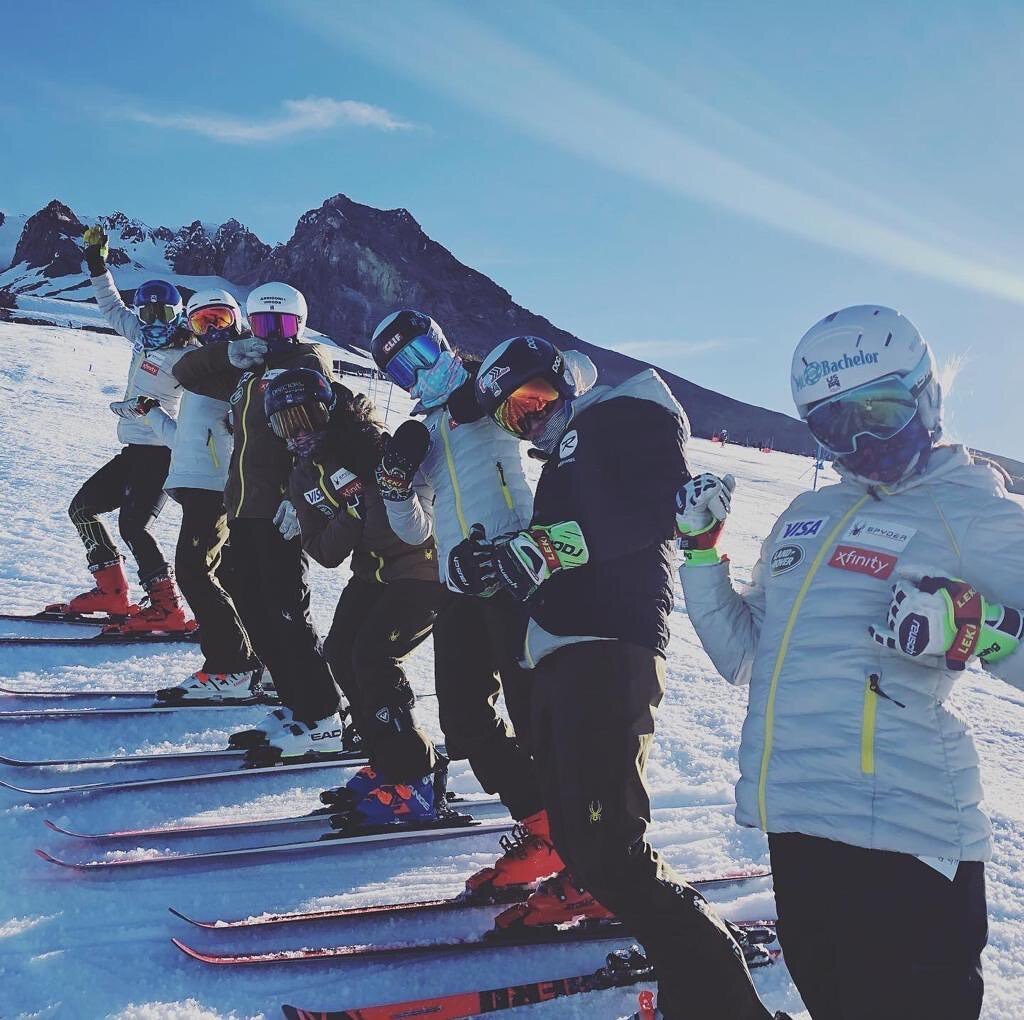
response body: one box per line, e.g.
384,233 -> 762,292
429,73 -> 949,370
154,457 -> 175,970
440,415 -> 469,538
757,494 -> 871,829
496,461 -> 514,510
371,550 -> 385,583
207,429 -> 220,470
234,378 -> 255,518
861,677 -> 878,774
314,463 -> 341,508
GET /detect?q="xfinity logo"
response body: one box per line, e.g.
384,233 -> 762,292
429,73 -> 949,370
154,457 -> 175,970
793,351 -> 880,391
828,544 -> 897,579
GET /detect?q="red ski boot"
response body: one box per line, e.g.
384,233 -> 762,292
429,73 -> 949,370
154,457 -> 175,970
464,809 -> 564,899
47,558 -> 138,619
494,868 -> 614,929
105,573 -> 195,634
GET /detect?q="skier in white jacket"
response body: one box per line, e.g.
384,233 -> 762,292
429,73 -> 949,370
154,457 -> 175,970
677,306 -> 1024,1019
145,289 -> 262,704
46,225 -> 193,634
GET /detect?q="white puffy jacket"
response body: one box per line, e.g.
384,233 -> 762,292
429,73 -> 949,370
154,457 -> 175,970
382,411 -> 534,586
144,389 -> 232,494
90,271 -> 187,446
681,446 -> 1024,862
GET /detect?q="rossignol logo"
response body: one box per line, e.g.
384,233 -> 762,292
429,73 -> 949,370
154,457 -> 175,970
828,544 -> 897,579
780,517 -> 829,540
770,544 -> 804,576
479,365 -> 510,397
843,518 -> 916,553
559,430 -> 578,459
793,351 -> 880,391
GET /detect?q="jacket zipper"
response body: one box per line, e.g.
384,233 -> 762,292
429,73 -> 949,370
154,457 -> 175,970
234,377 -> 255,517
207,429 -> 220,470
496,461 -> 514,509
439,413 -> 469,538
861,672 -> 905,775
757,495 -> 871,828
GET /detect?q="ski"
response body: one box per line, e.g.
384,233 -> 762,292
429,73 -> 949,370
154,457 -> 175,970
0,684 -> 279,707
4,747 -> 247,769
172,917 -> 779,968
48,794 -> 501,841
169,868 -> 772,931
282,944 -> 656,1020
36,817 -> 513,870
0,702 -> 271,720
4,752 -> 369,796
0,629 -> 200,647
0,610 -> 133,626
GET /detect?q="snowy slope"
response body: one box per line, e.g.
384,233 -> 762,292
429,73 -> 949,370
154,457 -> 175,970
0,321 -> 1021,1019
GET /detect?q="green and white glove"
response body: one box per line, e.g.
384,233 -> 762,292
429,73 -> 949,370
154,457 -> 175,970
492,521 -> 590,602
869,572 -> 1024,671
675,472 -> 736,566
82,225 -> 109,276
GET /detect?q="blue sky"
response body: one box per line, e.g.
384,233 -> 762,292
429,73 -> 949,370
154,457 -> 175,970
2,0 -> 1023,457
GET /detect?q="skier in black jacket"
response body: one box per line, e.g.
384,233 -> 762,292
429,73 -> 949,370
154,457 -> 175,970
448,336 -> 784,1020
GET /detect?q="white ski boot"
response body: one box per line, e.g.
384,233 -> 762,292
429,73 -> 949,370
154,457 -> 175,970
157,669 -> 263,704
246,712 -> 346,764
228,705 -> 294,749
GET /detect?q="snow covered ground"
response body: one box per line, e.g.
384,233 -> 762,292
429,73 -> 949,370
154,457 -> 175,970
0,320 -> 1021,1018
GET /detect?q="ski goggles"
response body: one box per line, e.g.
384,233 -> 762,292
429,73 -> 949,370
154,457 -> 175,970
188,305 -> 237,336
806,374 -> 921,455
383,334 -> 444,389
494,377 -> 565,439
267,402 -> 332,441
138,303 -> 179,325
249,311 -> 301,341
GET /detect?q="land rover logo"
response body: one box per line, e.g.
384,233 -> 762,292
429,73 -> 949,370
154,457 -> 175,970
771,544 -> 804,576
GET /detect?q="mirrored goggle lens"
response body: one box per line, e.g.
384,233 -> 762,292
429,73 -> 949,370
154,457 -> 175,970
250,312 -> 301,340
268,402 -> 330,441
495,378 -> 562,438
139,303 -> 178,325
384,334 -> 443,388
189,305 -> 236,335
806,377 -> 918,455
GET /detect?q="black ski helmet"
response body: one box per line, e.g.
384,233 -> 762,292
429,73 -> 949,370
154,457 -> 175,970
369,309 -> 451,387
476,336 -> 578,438
263,368 -> 337,440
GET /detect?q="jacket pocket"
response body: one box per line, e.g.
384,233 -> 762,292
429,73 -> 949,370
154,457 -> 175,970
495,461 -> 514,510
861,672 -> 906,775
207,429 -> 221,470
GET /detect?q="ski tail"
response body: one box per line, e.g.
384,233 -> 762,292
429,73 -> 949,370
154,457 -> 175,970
281,946 -> 653,1020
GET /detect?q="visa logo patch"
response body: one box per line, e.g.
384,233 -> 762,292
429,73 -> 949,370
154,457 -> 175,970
304,488 -> 325,506
828,545 -> 897,579
780,517 -> 829,540
843,518 -> 916,553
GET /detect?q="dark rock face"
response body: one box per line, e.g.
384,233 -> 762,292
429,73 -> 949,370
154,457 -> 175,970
11,200 -> 85,278
167,219 -> 269,278
241,194 -> 811,449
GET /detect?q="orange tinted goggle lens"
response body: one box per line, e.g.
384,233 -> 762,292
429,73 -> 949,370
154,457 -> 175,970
189,305 -> 236,335
495,378 -> 561,436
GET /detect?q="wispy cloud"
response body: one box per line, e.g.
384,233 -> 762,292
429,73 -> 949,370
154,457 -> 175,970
122,96 -> 412,143
288,1 -> 1024,306
612,339 -> 731,360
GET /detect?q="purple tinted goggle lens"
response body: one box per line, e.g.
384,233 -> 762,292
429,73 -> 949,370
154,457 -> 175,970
385,334 -> 443,388
250,312 -> 301,340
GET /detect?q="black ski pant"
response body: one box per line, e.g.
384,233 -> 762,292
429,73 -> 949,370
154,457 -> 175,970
324,576 -> 443,781
226,517 -> 342,721
769,832 -> 987,1020
432,591 -> 542,820
531,640 -> 773,1020
68,444 -> 171,583
172,489 -> 257,675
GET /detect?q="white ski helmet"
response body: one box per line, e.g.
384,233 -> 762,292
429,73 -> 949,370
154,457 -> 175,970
792,305 -> 942,439
246,282 -> 308,340
186,287 -> 242,321
185,288 -> 242,340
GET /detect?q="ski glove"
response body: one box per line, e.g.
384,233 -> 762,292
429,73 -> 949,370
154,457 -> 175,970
82,225 -> 109,276
228,337 -> 269,370
109,395 -> 159,419
447,521 -> 590,602
376,420 -> 430,502
273,499 -> 300,541
676,472 -> 736,566
869,572 -> 1024,671
446,524 -> 501,597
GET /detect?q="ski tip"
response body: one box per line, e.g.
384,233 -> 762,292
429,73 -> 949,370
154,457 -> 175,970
43,819 -> 64,834
0,778 -> 33,793
34,848 -> 66,866
168,906 -> 203,927
171,937 -> 217,963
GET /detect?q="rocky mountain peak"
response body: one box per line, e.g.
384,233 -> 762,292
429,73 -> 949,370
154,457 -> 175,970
12,199 -> 85,277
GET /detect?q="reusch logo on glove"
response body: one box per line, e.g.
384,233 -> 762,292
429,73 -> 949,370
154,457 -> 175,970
828,544 -> 897,579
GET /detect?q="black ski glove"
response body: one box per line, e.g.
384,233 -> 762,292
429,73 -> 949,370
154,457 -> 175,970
375,420 -> 430,502
82,225 -> 108,277
446,524 -> 500,597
